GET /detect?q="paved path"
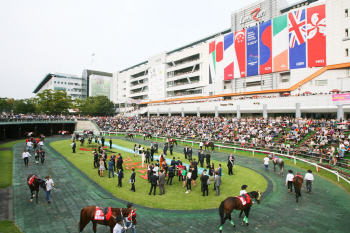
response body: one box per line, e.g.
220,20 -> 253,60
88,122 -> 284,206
12,137 -> 350,233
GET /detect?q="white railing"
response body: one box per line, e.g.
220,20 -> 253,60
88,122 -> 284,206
98,130 -> 350,184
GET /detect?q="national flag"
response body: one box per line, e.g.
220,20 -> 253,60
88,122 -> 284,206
215,36 -> 224,83
223,33 -> 235,80
259,20 -> 272,74
307,4 -> 326,67
209,40 -> 216,84
246,25 -> 259,76
272,14 -> 289,72
289,9 -> 307,69
234,29 -> 246,78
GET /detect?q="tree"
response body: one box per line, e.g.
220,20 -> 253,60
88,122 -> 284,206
75,96 -> 114,116
0,97 -> 15,113
36,90 -> 72,114
13,98 -> 36,114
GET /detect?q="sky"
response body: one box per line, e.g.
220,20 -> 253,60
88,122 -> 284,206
0,0 -> 300,99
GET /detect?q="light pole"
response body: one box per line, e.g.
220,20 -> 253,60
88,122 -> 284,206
298,83 -> 301,95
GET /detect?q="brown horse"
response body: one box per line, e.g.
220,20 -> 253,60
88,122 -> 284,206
27,174 -> 46,204
168,138 -> 177,146
125,133 -> 134,140
204,141 -> 215,153
218,191 -> 262,232
79,206 -> 137,233
143,133 -> 152,140
293,175 -> 303,203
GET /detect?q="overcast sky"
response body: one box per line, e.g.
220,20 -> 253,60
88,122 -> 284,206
0,0 -> 300,99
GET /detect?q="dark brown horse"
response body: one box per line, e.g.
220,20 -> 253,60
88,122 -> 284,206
27,174 -> 46,204
218,191 -> 262,232
79,206 -> 137,233
204,141 -> 215,153
125,133 -> 134,140
293,175 -> 303,203
168,138 -> 177,146
143,133 -> 152,140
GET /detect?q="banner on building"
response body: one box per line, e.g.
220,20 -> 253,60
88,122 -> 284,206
289,8 -> 307,69
246,25 -> 259,76
259,20 -> 272,74
148,65 -> 166,101
307,4 -> 326,67
223,33 -> 235,80
272,15 -> 289,72
208,36 -> 225,83
89,75 -> 111,99
234,29 -> 246,78
332,93 -> 350,105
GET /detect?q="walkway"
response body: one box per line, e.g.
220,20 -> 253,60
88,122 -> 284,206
12,137 -> 350,233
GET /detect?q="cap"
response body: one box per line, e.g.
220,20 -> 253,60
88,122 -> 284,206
127,203 -> 133,208
307,169 -> 312,173
241,185 -> 248,190
115,215 -> 123,223
288,170 -> 293,173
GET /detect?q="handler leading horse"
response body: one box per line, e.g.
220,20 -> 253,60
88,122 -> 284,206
293,173 -> 303,203
218,191 -> 262,232
27,174 -> 46,204
79,206 -> 137,233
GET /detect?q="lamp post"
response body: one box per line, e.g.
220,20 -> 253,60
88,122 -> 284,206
297,83 -> 302,95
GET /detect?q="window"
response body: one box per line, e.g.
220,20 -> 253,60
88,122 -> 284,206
346,29 -> 349,37
123,95 -> 126,97
315,80 -> 327,86
209,91 -> 214,96
68,89 -> 70,91
346,9 -> 348,18
346,48 -> 349,57
64,82 -> 67,84
54,81 -> 56,84
123,88 -> 126,90
123,81 -> 126,83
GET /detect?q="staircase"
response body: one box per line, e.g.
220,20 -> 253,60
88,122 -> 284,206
76,120 -> 100,135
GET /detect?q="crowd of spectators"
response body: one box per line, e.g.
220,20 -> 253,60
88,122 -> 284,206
0,114 -> 80,122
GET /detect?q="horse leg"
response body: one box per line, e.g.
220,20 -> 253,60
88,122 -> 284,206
244,208 -> 250,226
239,210 -> 244,218
219,213 -> 228,232
36,190 -> 39,204
228,213 -> 235,228
92,221 -> 97,233
273,162 -> 276,172
281,164 -> 284,177
30,190 -> 33,202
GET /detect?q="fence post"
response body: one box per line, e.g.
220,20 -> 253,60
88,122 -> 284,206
192,141 -> 193,146
234,148 -> 236,153
336,172 -> 340,182
294,156 -> 296,165
315,164 -> 319,172
253,150 -> 255,156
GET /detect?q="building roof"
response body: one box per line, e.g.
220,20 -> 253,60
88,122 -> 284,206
33,73 -> 54,93
82,69 -> 113,77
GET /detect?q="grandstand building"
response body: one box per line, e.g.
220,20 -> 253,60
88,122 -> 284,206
112,0 -> 350,119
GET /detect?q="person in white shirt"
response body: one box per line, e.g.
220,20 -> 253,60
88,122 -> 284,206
38,140 -> 44,150
239,184 -> 248,196
263,155 -> 269,172
199,141 -> 204,150
305,169 -> 314,193
26,141 -> 32,152
22,149 -> 31,165
113,215 -> 124,233
121,203 -> 136,233
45,176 -> 54,204
285,170 -> 294,194
153,164 -> 159,176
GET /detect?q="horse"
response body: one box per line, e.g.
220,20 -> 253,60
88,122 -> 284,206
27,174 -> 46,204
143,133 -> 152,140
204,142 -> 215,153
125,133 -> 134,140
168,138 -> 177,146
79,206 -> 137,233
293,175 -> 303,203
39,134 -> 45,142
218,191 -> 262,232
272,157 -> 285,177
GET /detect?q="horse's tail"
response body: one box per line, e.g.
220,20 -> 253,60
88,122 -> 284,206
79,208 -> 84,231
219,200 -> 225,223
295,178 -> 301,197
281,160 -> 284,174
175,140 -> 177,145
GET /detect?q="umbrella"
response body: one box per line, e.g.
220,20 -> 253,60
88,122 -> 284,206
330,89 -> 340,93
282,92 -> 290,96
252,95 -> 259,98
303,91 -> 312,95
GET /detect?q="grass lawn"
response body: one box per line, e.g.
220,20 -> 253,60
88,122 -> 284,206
0,140 -> 23,148
0,220 -> 22,233
0,140 -> 23,189
50,139 -> 267,210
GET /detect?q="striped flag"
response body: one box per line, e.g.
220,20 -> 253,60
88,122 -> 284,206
272,14 -> 289,72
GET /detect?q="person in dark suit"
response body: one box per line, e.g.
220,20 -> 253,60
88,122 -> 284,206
154,142 -> 158,153
184,146 -> 189,159
158,170 -> 166,195
149,171 -> 158,195
117,154 -> 123,171
145,149 -> 150,163
198,150 -> 204,167
71,142 -> 76,153
163,143 -> 168,156
167,165 -> 175,185
206,153 -> 211,168
94,151 -> 99,168
228,154 -> 234,175
109,138 -> 112,149
169,143 -> 174,155
217,164 -> 222,176
171,157 -> 176,167
108,159 -> 114,178
101,137 -> 105,147
188,147 -> 193,162
200,169 -> 209,196
147,163 -> 153,183
150,147 -> 155,162
117,167 -> 124,187
130,168 -> 135,192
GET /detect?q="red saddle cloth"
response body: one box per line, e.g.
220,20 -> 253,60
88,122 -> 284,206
205,142 -> 209,146
28,175 -> 37,185
237,194 -> 251,206
94,207 -> 112,221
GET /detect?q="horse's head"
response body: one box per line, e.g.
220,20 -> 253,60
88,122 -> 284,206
253,191 -> 262,204
39,179 -> 47,189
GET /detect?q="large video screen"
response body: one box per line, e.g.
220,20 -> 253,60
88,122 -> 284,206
89,75 -> 111,99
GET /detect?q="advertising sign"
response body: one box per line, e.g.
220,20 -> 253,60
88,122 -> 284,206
89,75 -> 111,99
332,94 -> 350,105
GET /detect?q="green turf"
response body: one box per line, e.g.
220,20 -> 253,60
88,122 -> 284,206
0,220 -> 22,233
0,140 -> 23,148
50,139 -> 267,210
0,151 -> 14,189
